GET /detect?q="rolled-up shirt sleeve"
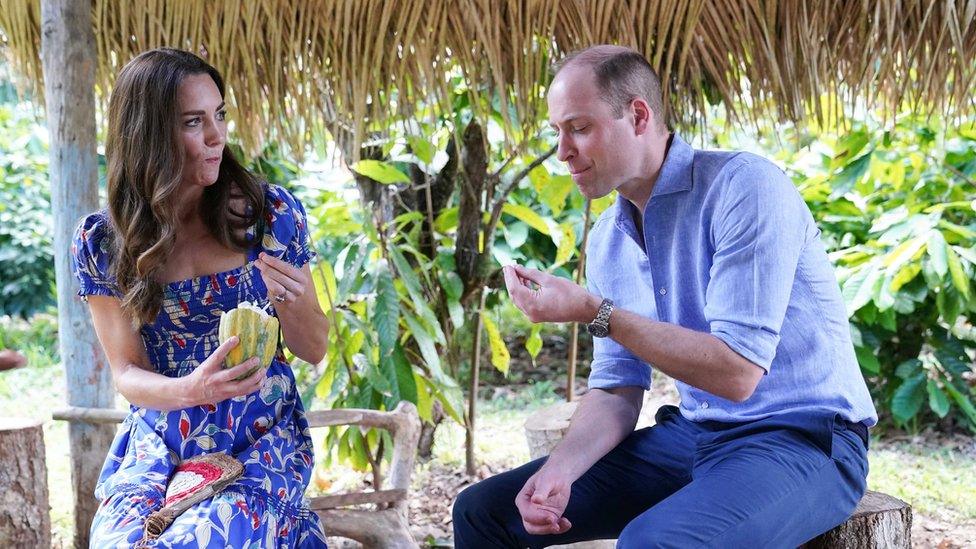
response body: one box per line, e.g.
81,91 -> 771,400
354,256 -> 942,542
704,158 -> 810,372
585,267 -> 652,391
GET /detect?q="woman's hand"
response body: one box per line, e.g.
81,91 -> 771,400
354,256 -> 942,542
180,336 -> 266,407
255,252 -> 309,306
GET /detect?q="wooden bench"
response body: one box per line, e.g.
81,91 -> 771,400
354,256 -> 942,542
53,401 -> 421,549
525,401 -> 912,549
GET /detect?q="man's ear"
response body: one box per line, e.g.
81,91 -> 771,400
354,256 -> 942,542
631,98 -> 652,135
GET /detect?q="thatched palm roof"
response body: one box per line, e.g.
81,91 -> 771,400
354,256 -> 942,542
1,0 -> 974,158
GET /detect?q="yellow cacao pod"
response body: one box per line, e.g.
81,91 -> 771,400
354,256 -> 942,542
218,301 -> 279,380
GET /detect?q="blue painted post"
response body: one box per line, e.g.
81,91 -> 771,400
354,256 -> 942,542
39,1 -> 115,546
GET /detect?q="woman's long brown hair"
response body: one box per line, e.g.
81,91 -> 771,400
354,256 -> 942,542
106,48 -> 265,326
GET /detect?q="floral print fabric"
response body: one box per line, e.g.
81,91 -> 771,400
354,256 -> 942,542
71,184 -> 327,548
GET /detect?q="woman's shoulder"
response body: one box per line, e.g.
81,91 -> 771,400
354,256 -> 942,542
73,209 -> 113,255
259,184 -> 314,266
263,183 -> 307,215
262,183 -> 310,231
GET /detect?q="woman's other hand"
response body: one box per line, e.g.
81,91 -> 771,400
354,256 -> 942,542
255,252 -> 308,306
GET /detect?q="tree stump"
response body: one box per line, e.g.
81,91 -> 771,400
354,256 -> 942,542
524,400 -> 579,460
803,491 -> 912,548
0,418 -> 51,547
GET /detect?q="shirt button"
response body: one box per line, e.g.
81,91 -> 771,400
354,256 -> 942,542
700,401 -> 709,409
659,287 -> 667,295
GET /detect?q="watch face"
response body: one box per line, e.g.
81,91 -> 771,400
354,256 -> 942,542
587,323 -> 609,338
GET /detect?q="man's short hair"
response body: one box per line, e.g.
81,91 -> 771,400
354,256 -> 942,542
554,45 -> 667,130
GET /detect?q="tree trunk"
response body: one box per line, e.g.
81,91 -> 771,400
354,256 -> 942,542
803,491 -> 912,548
0,418 -> 51,547
416,400 -> 443,460
40,2 -> 116,546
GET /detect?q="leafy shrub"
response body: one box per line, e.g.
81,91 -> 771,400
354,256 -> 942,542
0,103 -> 55,317
786,114 -> 976,432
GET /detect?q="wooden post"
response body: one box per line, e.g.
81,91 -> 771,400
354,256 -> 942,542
0,418 -> 50,547
39,1 -> 116,546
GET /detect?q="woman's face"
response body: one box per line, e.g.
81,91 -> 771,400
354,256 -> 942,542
177,73 -> 227,188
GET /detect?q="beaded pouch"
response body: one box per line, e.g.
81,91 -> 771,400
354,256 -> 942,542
140,452 -> 244,542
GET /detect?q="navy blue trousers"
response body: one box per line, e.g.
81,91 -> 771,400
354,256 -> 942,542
453,405 -> 868,548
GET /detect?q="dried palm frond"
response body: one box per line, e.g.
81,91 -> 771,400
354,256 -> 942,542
0,0 -> 972,159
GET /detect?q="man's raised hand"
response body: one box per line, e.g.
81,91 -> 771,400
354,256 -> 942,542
503,264 -> 601,324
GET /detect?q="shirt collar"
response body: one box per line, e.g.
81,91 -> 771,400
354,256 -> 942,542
612,133 -> 695,230
651,133 -> 694,198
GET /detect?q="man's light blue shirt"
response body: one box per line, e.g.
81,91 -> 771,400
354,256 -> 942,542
585,134 -> 878,426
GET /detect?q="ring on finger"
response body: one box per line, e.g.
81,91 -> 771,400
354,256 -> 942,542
273,292 -> 287,303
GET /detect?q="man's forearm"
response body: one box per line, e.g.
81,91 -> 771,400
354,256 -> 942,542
540,387 -> 643,482
607,307 -> 763,402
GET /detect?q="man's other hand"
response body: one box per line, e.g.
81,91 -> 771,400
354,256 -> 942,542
503,264 -> 601,324
515,467 -> 573,536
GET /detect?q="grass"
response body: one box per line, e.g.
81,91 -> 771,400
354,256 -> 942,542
869,440 -> 976,522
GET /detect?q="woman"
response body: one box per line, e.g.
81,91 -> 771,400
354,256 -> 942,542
71,48 -> 329,547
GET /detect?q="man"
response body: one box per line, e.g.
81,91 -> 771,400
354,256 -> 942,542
452,45 -> 877,548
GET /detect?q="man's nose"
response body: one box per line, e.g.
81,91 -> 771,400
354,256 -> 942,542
556,133 -> 575,162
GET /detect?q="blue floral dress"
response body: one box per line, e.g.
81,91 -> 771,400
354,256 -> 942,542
71,184 -> 328,548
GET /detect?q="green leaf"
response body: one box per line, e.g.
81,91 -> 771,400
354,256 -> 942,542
955,245 -> 976,266
881,236 -> 925,270
894,358 -> 922,379
435,207 -> 459,233
943,383 -> 976,432
374,262 -> 400,366
525,323 -> 542,364
926,380 -> 951,418
392,343 -> 418,405
314,261 -> 339,309
407,135 -> 435,165
830,151 -> 872,198
590,194 -> 615,216
351,159 -> 411,184
413,373 -> 433,422
926,230 -> 949,277
552,223 -> 576,268
402,311 -> 444,379
533,170 -> 574,216
481,312 -> 511,376
842,262 -> 883,314
891,374 -> 926,425
854,346 -> 880,374
430,383 -> 465,425
946,246 -> 972,301
891,263 -> 922,292
502,203 -> 551,235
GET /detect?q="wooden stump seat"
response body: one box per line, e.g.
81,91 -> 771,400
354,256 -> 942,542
524,401 -> 913,549
54,401 -> 422,549
0,418 -> 51,547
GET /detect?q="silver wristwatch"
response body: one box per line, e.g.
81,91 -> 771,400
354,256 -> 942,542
586,298 -> 614,338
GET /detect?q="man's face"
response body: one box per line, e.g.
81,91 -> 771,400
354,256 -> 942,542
547,66 -> 638,199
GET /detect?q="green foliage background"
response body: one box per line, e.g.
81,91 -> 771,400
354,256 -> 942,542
1,92 -> 974,462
